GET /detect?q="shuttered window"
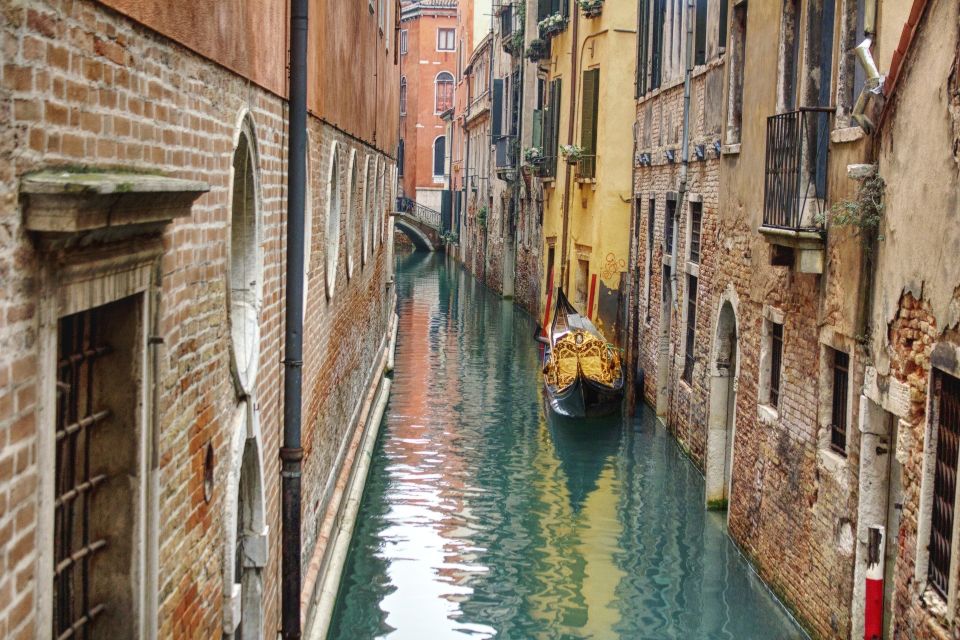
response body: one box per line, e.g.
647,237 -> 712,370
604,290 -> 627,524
636,0 -> 649,97
580,69 -> 599,179
532,109 -> 543,148
651,0 -> 665,90
664,197 -> 675,255
719,0 -> 729,50
930,371 -> 960,598
542,79 -> 562,178
492,78 -> 504,139
694,0 -> 707,65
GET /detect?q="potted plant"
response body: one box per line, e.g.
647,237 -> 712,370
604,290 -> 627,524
560,144 -> 584,164
526,38 -> 549,62
577,0 -> 603,17
524,146 -> 544,165
503,31 -> 524,55
538,13 -> 568,38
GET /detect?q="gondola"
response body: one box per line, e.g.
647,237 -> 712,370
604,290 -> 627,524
539,289 -> 624,418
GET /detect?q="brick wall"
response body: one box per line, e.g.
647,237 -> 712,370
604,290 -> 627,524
0,1 -> 394,637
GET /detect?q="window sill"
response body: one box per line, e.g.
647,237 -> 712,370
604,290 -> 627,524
757,404 -> 778,426
575,178 -> 597,187
721,143 -> 741,156
685,261 -> 699,277
817,446 -> 849,478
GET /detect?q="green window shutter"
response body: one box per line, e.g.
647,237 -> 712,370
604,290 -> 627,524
532,109 -> 543,148
538,0 -> 551,21
551,79 -> 562,175
580,69 -> 599,154
492,78 -> 504,139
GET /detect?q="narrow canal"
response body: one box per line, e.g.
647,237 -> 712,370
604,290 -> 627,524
329,254 -> 805,640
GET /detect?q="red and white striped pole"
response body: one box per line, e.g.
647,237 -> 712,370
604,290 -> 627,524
864,525 -> 885,640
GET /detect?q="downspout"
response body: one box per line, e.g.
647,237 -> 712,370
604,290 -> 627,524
559,6 -> 580,293
666,0 -> 693,424
281,0 -> 308,637
671,0 -> 693,309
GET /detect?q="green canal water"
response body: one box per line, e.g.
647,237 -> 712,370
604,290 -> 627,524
328,253 -> 805,640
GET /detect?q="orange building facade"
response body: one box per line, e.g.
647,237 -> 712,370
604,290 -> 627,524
399,0 -> 458,213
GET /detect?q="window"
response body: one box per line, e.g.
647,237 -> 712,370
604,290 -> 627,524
325,143 -> 341,299
830,349 -> 849,455
689,201 -> 702,263
635,0 -> 649,97
536,0 -> 569,21
435,71 -> 454,112
54,299 -> 139,638
400,29 -> 408,54
838,0 -> 867,125
694,0 -> 707,65
400,76 -> 407,115
645,197 -> 655,321
438,27 -> 455,51
575,259 -> 590,311
346,148 -> 358,278
579,69 -> 599,179
769,320 -> 784,408
719,0 -> 729,50
778,0 -> 801,111
542,78 -> 562,178
398,139 -> 405,177
433,136 -> 446,179
664,197 -> 676,255
683,275 -> 697,382
726,1 -> 747,143
930,371 -> 960,598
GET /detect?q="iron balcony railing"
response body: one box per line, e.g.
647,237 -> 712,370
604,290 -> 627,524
575,154 -> 597,180
397,197 -> 441,230
763,107 -> 834,230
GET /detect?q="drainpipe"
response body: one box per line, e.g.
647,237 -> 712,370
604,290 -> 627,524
559,5 -> 580,293
671,0 -> 693,309
281,0 -> 308,637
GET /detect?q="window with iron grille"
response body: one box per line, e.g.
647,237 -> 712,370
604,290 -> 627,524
435,72 -> 455,112
769,321 -> 784,408
400,29 -> 408,54
54,297 -> 138,639
930,370 -> 960,598
830,349 -> 849,455
689,201 -> 702,263
664,198 -> 676,255
683,275 -> 697,382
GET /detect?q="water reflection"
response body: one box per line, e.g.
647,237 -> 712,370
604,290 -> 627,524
328,254 -> 805,640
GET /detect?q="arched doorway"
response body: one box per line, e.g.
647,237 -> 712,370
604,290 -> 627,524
705,299 -> 738,510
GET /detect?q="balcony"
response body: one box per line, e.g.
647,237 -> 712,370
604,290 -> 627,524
761,107 -> 833,273
575,154 -> 597,182
465,91 -> 490,126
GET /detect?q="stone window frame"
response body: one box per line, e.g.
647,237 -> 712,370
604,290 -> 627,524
345,148 -> 358,280
400,29 -> 408,55
757,305 -> 785,424
325,141 -> 343,301
915,342 -> 960,623
36,274 -> 155,638
362,155 -> 373,266
816,328 -> 857,473
437,27 -> 456,52
724,0 -> 747,147
399,76 -> 408,116
834,0 -> 868,130
227,115 -> 265,399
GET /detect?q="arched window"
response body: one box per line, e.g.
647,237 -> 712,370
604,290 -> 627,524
362,155 -> 372,265
399,77 -> 407,115
433,136 -> 446,179
229,117 -> 262,397
435,71 -> 454,113
325,142 -> 341,299
346,148 -> 358,279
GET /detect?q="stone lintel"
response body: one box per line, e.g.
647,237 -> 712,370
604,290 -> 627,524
21,171 -> 209,234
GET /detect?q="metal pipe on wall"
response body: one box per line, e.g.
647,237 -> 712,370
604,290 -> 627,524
281,0 -> 308,637
559,4 -> 580,293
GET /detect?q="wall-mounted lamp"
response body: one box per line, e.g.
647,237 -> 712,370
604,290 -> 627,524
664,149 -> 675,164
694,145 -> 705,161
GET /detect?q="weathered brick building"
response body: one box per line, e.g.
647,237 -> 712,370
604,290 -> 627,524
0,0 -> 399,637
631,0 -> 960,638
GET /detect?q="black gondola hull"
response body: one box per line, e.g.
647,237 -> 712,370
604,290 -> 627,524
546,376 -> 623,418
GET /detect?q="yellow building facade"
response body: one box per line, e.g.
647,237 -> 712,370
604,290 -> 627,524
535,0 -> 638,345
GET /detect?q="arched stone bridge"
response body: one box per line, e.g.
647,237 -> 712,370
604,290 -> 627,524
394,198 -> 442,252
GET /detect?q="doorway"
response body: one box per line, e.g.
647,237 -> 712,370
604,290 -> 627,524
705,301 -> 738,509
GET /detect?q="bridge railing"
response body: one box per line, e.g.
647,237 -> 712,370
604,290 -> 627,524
396,197 -> 441,231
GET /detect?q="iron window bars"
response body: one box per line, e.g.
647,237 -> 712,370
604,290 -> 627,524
762,107 -> 833,230
830,350 -> 849,455
769,321 -> 783,409
930,371 -> 960,598
55,307 -> 112,639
